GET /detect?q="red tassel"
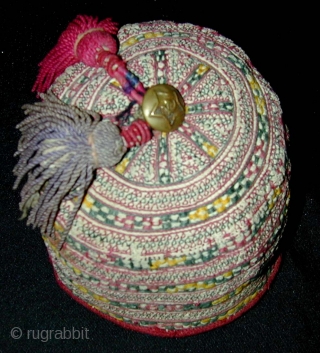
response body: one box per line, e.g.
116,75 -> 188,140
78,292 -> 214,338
121,120 -> 152,148
32,15 -> 119,93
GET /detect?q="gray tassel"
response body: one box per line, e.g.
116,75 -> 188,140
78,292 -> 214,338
13,92 -> 126,244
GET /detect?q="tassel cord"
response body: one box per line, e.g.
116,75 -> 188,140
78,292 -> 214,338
28,157 -> 90,236
13,127 -> 90,188
15,122 -> 81,158
14,92 -> 130,245
19,150 -> 76,206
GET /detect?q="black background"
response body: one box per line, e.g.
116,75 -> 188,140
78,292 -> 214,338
1,2 -> 319,352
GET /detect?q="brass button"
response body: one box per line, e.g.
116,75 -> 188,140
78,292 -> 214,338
142,84 -> 185,132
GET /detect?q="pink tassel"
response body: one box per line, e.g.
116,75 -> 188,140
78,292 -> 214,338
32,15 -> 118,93
32,15 -> 151,148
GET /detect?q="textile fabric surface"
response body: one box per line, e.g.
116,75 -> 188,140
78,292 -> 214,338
1,2 -> 318,352
46,20 -> 290,336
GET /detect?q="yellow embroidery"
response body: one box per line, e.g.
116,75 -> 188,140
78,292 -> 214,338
234,281 -> 249,295
200,318 -> 211,324
202,142 -> 218,158
217,288 -> 259,321
269,187 -> 282,210
248,77 -> 260,90
144,32 -> 163,39
211,294 -> 229,305
92,294 -> 110,303
53,222 -> 64,233
223,271 -> 233,279
213,196 -> 230,213
180,283 -> 197,290
189,206 -> 209,221
115,158 -> 129,174
144,32 -> 155,39
110,79 -> 122,88
165,281 -> 218,293
255,95 -> 266,115
108,312 -> 123,321
150,256 -> 187,270
128,37 -> 138,45
166,287 -> 179,293
218,313 -> 228,320
83,194 -> 94,209
76,284 -> 88,294
244,291 -> 257,305
121,37 -> 138,49
274,187 -> 282,196
73,267 -> 82,275
203,282 -> 216,289
196,64 -> 210,75
226,306 -> 238,316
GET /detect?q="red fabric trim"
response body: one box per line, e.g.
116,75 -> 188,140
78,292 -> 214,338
53,256 -> 281,338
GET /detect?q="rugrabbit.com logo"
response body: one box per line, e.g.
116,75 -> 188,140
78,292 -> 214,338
10,327 -> 90,342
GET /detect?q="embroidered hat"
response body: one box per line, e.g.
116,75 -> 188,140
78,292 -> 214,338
13,16 -> 290,337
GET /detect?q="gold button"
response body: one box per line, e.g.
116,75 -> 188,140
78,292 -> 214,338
141,84 -> 185,132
